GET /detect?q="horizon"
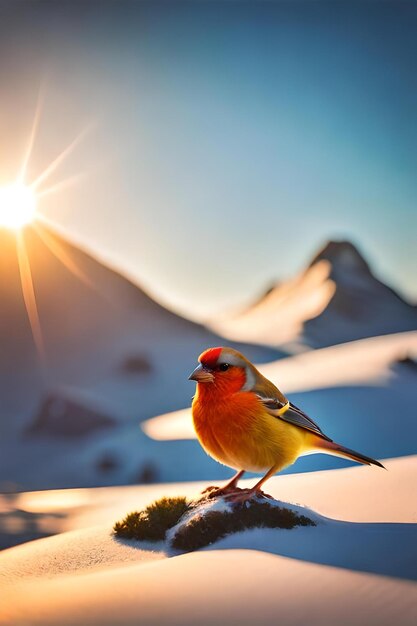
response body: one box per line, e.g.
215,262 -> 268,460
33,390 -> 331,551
4,222 -> 414,325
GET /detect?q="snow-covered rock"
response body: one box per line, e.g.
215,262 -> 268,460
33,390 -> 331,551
26,392 -> 117,438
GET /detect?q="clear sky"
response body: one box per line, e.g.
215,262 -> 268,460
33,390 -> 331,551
0,1 -> 415,319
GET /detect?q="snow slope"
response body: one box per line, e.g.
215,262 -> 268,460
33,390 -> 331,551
2,552 -> 416,626
212,241 -> 417,350
1,456 -> 416,626
4,331 -> 409,494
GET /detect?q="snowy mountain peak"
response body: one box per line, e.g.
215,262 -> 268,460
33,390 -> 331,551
211,238 -> 417,350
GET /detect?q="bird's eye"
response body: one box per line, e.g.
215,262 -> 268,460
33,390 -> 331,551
219,363 -> 230,372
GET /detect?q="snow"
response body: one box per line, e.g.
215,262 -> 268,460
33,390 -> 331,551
0,526 -> 164,585
261,330 -> 417,391
1,455 -> 417,626
165,493 -> 237,547
2,550 -> 417,626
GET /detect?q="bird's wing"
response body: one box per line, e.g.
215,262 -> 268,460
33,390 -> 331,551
257,395 -> 332,441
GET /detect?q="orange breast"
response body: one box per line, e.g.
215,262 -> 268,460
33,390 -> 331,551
192,387 -> 269,471
192,380 -> 307,472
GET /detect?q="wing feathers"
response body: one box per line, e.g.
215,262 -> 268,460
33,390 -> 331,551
257,395 -> 332,441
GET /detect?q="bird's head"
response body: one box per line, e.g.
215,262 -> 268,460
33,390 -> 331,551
188,347 -> 256,394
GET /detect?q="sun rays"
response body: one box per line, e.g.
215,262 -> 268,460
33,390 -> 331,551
33,216 -> 93,290
0,93 -> 94,368
15,230 -> 47,367
30,124 -> 93,194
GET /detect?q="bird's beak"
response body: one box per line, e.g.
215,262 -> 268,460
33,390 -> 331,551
188,364 -> 214,383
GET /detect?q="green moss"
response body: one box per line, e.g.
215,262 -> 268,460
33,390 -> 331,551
113,496 -> 189,541
171,501 -> 315,552
113,492 -> 316,550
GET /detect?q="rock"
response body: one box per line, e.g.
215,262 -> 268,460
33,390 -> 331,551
120,354 -> 152,375
114,490 -> 316,552
27,392 -> 117,438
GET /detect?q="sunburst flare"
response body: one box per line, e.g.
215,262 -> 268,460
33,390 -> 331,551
0,182 -> 37,230
0,92 -> 93,368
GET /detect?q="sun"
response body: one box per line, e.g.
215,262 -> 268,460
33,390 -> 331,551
0,182 -> 37,230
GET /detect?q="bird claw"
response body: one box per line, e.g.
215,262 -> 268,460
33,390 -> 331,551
224,488 -> 272,505
202,485 -> 238,499
202,485 -> 274,503
201,485 -> 220,495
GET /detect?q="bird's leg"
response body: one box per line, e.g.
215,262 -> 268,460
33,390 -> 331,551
222,469 -> 245,491
203,470 -> 245,498
226,465 -> 278,504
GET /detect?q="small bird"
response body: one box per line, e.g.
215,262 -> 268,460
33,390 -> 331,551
189,347 -> 384,503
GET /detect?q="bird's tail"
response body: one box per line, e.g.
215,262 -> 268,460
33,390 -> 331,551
315,438 -> 385,469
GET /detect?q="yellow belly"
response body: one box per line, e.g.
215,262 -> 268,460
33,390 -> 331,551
192,392 -> 309,473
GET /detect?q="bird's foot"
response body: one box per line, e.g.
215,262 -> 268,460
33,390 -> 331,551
225,488 -> 273,505
202,485 -> 239,499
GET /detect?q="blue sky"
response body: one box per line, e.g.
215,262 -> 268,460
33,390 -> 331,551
0,1 -> 415,318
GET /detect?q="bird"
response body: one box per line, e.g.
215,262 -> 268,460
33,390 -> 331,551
189,346 -> 384,503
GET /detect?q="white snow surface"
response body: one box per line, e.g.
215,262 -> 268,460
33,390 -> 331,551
3,551 -> 417,626
1,456 -> 417,625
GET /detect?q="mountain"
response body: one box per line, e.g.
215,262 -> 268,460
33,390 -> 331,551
0,224 -> 279,489
0,225 -> 282,491
303,241 -> 417,347
211,240 -> 417,350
